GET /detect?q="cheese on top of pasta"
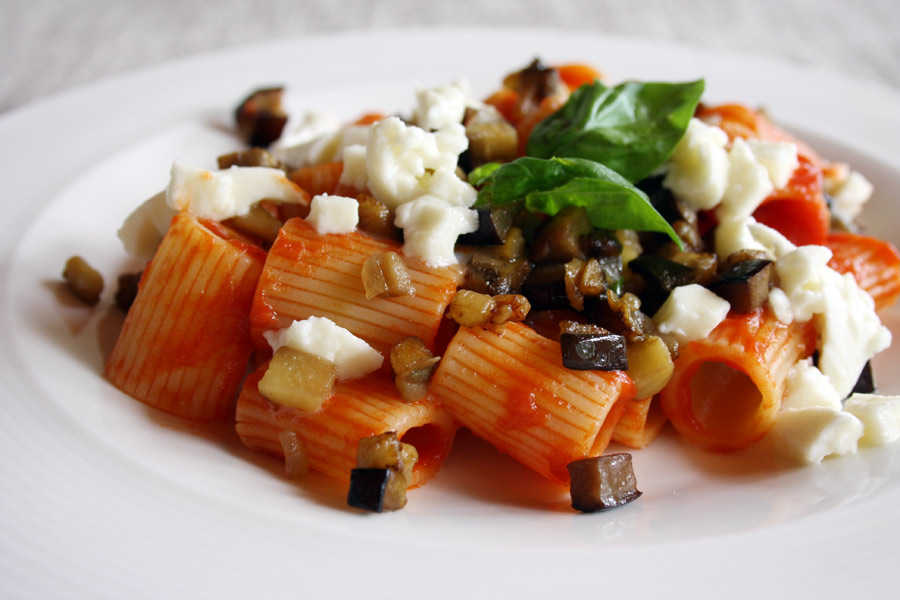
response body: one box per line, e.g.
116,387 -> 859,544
263,316 -> 383,380
306,194 -> 359,235
165,161 -> 306,221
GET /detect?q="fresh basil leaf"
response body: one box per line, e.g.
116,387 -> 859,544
525,177 -> 681,245
526,79 -> 705,182
468,162 -> 502,187
473,156 -> 682,247
475,156 -> 631,206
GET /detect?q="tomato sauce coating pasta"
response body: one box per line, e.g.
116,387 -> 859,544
106,213 -> 266,421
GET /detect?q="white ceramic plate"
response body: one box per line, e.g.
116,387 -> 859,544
2,28 -> 900,599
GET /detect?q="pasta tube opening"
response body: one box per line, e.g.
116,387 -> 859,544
689,361 -> 763,441
399,423 -> 454,487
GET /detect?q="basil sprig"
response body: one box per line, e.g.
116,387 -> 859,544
526,79 -> 705,182
471,156 -> 682,248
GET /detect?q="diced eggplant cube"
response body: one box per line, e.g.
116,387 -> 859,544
391,337 -> 440,402
357,431 -> 405,471
114,271 -> 142,313
567,453 -> 642,513
710,258 -> 773,313
347,468 -> 402,513
62,256 -> 104,306
522,263 -> 570,310
522,279 -> 570,310
850,361 -> 876,395
217,147 -> 283,169
628,255 -> 696,292
234,87 -> 288,147
560,332 -> 627,371
258,347 -> 337,411
458,203 -> 521,246
531,206 -> 592,264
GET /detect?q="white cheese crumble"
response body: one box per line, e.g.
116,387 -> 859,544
653,284 -> 730,345
827,169 -> 874,223
772,245 -> 832,322
338,144 -> 368,190
165,161 -> 305,222
817,268 -> 892,397
769,406 -> 863,464
263,316 -> 383,380
772,245 -> 891,397
746,139 -> 799,189
394,195 -> 478,267
662,118 -> 729,211
413,80 -> 475,131
117,190 -> 177,260
716,138 -> 774,221
271,110 -> 341,151
366,116 -> 473,210
273,125 -> 370,170
782,359 -> 842,411
306,194 -> 359,235
363,115 -> 478,266
665,121 -> 799,261
844,393 -> 900,445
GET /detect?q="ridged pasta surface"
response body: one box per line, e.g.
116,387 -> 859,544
106,213 -> 265,421
250,218 -> 463,357
430,322 -> 635,482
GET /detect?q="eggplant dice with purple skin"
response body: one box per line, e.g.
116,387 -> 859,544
709,258 -> 773,313
568,453 -> 642,513
560,331 -> 628,371
347,468 -> 408,513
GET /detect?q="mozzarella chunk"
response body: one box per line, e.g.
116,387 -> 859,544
714,216 -> 796,265
844,394 -> 900,445
272,110 -> 341,150
263,316 -> 382,380
306,194 -> 359,234
413,79 -> 474,131
767,287 -> 794,324
746,139 -> 799,189
773,245 -> 832,322
662,118 -> 729,210
772,245 -> 891,397
274,125 -> 370,169
366,116 -> 471,210
716,138 -> 774,221
393,195 -> 478,267
653,284 -> 730,345
165,161 -> 305,222
338,144 -> 368,190
746,219 -> 797,259
117,191 -> 177,260
828,170 -> 874,223
817,268 -> 892,397
423,168 -> 478,207
782,360 -> 842,410
770,406 -> 863,464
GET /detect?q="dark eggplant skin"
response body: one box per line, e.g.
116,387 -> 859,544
709,258 -> 773,313
850,361 -> 876,395
234,87 -> 288,148
560,332 -> 628,371
458,203 -> 521,246
628,255 -> 696,292
567,453 -> 642,513
347,468 -> 390,512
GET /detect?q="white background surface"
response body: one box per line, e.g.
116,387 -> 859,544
2,0 -> 899,113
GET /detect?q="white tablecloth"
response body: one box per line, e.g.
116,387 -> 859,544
2,0 -> 898,113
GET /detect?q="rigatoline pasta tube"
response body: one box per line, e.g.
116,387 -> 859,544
98,59 -> 900,514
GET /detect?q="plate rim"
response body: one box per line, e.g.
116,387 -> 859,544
2,26 -> 900,599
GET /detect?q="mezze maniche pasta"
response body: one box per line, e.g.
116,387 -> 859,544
97,59 -> 900,513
